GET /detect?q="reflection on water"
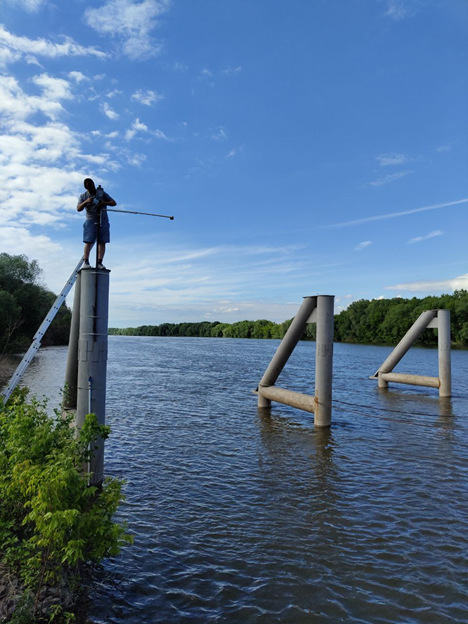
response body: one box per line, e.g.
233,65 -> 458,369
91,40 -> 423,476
9,338 -> 468,623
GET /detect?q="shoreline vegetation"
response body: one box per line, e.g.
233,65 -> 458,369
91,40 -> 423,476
0,389 -> 131,623
109,290 -> 468,348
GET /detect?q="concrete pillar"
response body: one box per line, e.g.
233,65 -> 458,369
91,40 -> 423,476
258,296 -> 317,408
76,268 -> 110,485
314,295 -> 334,427
63,272 -> 81,409
378,372 -> 388,389
438,310 -> 452,397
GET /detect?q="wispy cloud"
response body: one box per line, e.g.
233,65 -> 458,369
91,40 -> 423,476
68,71 -> 89,84
222,66 -> 242,75
386,274 -> 468,293
211,127 -> 227,141
3,0 -> 47,11
376,153 -> 412,166
366,170 -> 412,187
436,144 -> 451,153
125,118 -> 168,141
106,241 -> 336,325
84,0 -> 170,60
384,0 -> 414,21
131,89 -> 164,106
100,102 -> 119,120
354,241 -> 372,251
321,198 -> 468,229
407,230 -> 444,244
0,25 -> 107,66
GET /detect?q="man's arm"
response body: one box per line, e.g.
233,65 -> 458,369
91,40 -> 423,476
77,196 -> 93,212
99,193 -> 117,208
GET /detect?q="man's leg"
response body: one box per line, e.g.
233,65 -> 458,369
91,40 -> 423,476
83,242 -> 94,261
98,243 -> 106,261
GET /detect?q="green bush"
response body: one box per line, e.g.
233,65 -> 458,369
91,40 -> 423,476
0,388 -> 132,623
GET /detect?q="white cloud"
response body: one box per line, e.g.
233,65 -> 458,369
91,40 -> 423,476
201,68 -> 213,77
385,1 -> 414,21
101,102 -> 120,120
131,89 -> 164,106
3,0 -> 47,12
322,197 -> 468,229
84,0 -> 170,60
222,66 -> 242,75
366,170 -> 412,187
105,241 -> 321,325
125,118 -> 148,140
386,274 -> 468,293
68,71 -> 89,84
436,145 -> 451,153
32,73 -> 73,101
106,89 -> 122,98
406,230 -> 444,244
0,25 -> 107,66
354,241 -> 372,251
376,153 -> 411,166
226,149 -> 236,158
0,74 -> 119,231
0,75 -> 66,119
211,127 -> 227,141
125,118 -> 168,141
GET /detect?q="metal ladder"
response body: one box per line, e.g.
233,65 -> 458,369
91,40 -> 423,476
1,257 -> 84,405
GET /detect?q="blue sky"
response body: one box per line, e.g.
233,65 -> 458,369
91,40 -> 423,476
0,0 -> 467,326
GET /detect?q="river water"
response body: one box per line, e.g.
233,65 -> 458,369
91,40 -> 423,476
14,338 -> 468,623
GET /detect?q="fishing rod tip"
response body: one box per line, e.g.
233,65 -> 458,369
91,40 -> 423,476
170,216 -> 174,220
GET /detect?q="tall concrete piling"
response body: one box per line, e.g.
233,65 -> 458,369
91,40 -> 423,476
75,268 -> 110,485
314,295 -> 334,427
63,271 -> 82,410
438,309 -> 452,397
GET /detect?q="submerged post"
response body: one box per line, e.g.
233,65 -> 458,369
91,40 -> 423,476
76,268 -> 110,485
438,309 -> 451,397
63,271 -> 82,410
314,295 -> 334,427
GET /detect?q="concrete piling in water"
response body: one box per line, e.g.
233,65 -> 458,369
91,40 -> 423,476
75,268 -> 110,486
314,295 -> 334,428
438,309 -> 451,397
63,271 -> 82,410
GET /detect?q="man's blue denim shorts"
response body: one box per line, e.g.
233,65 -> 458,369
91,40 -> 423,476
83,219 -> 110,244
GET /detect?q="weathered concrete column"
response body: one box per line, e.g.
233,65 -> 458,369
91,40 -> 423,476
438,309 -> 452,397
258,296 -> 317,408
314,295 -> 334,427
76,268 -> 110,485
63,272 -> 82,409
378,372 -> 388,389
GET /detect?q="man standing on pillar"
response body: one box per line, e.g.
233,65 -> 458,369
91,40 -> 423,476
77,178 -> 117,269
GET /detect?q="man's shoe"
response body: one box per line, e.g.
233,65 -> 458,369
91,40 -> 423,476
83,259 -> 91,268
97,262 -> 106,270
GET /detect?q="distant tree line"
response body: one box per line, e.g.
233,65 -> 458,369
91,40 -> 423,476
109,290 -> 468,347
0,253 -> 71,353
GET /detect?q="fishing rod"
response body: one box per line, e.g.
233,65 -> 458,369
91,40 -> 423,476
103,207 -> 174,220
